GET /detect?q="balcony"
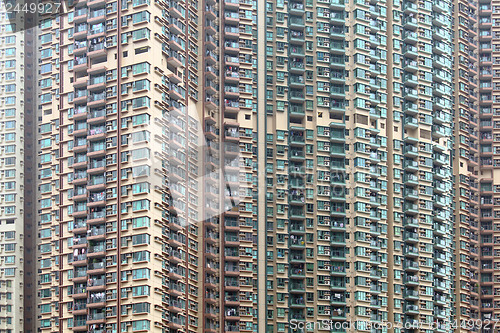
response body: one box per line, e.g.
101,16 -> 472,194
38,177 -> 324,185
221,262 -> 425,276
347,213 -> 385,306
289,90 -> 305,102
289,282 -> 305,292
403,174 -> 418,186
405,304 -> 419,314
403,231 -> 419,243
404,116 -> 418,129
88,260 -> 105,274
330,26 -> 344,39
404,245 -> 419,257
289,148 -> 305,161
87,109 -> 106,124
88,210 -> 105,224
224,26 -> 239,38
88,126 -> 106,140
224,12 -> 239,25
72,319 -> 87,331
289,207 -> 305,219
289,297 -> 306,307
290,133 -> 305,146
87,92 -> 106,108
73,24 -> 88,40
167,51 -> 185,68
289,2 -> 304,14
289,105 -> 305,118
224,0 -> 239,9
289,61 -> 305,73
224,85 -> 239,99
404,275 -> 419,286
330,235 -> 345,246
87,312 -> 105,325
403,16 -> 417,30
331,250 -> 345,261
224,70 -> 239,84
72,254 -> 88,266
289,191 -> 305,204
403,160 -> 418,172
87,293 -> 106,308
88,41 -> 106,59
289,237 -> 305,249
73,40 -> 87,54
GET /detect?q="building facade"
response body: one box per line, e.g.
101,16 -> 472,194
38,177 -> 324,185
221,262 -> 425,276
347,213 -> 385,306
453,0 -> 500,330
33,0 -> 500,333
36,0 -> 261,331
0,1 -> 38,333
263,0 -> 453,332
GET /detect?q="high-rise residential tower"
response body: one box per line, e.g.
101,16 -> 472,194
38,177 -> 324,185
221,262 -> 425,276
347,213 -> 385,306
34,0 -> 500,333
453,0 -> 500,329
0,1 -> 39,333
263,0 -> 454,331
36,0 -> 261,331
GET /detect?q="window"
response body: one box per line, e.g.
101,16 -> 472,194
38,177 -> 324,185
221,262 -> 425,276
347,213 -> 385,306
131,130 -> 150,142
4,256 -> 14,264
132,62 -> 150,74
132,216 -> 150,228
40,33 -> 52,43
40,138 -> 51,148
131,233 -> 150,245
132,302 -> 150,314
132,79 -> 150,91
132,114 -> 150,126
131,96 -> 150,108
132,285 -> 150,296
40,228 -> 51,238
40,304 -> 51,313
132,251 -> 150,262
131,28 -> 150,40
40,63 -> 52,74
40,259 -> 51,268
131,148 -> 150,160
40,93 -> 52,103
132,268 -> 150,280
40,48 -> 52,58
132,320 -> 150,331
132,199 -> 150,211
132,11 -> 150,23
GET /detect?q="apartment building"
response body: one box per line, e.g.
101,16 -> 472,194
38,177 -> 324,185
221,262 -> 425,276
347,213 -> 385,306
261,0 -> 454,332
453,0 -> 500,330
36,0 -> 500,332
36,0 -> 261,330
0,1 -> 39,333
